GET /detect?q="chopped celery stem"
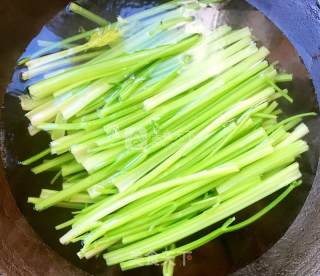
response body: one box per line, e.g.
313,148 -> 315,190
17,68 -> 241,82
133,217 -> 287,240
120,181 -> 299,270
69,3 -> 110,26
21,148 -> 51,165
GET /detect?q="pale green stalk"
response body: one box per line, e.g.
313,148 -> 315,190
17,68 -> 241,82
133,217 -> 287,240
60,78 -> 113,119
18,29 -> 99,65
51,113 -> 65,140
22,51 -> 104,80
74,164 -> 238,244
105,163 -> 301,265
69,2 -> 110,26
29,34 -> 200,98
120,181 -> 298,270
34,165 -> 115,211
60,164 -> 238,245
32,153 -> 74,174
61,162 -> 84,177
145,43 -> 261,110
216,140 -> 308,193
123,88 -> 275,193
21,148 -> 51,165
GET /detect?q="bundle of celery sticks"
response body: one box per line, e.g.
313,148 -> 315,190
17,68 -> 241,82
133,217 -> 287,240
19,1 -> 314,275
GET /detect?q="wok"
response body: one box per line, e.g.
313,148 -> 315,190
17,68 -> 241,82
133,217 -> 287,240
0,0 -> 320,275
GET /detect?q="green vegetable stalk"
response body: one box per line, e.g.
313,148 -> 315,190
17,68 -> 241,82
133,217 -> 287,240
18,2 -> 315,276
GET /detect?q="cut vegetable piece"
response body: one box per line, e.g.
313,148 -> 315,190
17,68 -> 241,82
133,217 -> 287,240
105,163 -> 301,265
18,12 -> 313,272
69,2 -> 110,26
120,180 -> 299,270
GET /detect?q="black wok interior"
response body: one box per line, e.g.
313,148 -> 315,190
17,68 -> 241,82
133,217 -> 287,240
1,0 -> 319,275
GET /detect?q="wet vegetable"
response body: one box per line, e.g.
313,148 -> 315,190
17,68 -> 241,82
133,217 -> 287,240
19,1 -> 315,275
